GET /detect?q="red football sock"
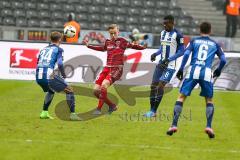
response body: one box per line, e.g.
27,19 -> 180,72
105,97 -> 114,107
94,89 -> 114,107
97,87 -> 107,110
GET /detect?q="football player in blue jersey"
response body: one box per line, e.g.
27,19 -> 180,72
36,31 -> 81,121
144,15 -> 185,117
166,22 -> 226,138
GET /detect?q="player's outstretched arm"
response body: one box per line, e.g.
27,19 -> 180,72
160,44 -> 185,68
179,50 -> 191,71
178,40 -> 193,71
128,42 -> 147,50
168,44 -> 185,62
83,40 -> 106,52
176,49 -> 191,80
87,44 -> 106,51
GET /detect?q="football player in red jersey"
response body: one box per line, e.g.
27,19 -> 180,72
83,24 -> 147,114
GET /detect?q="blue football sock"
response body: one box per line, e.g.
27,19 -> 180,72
152,86 -> 164,113
66,93 -> 75,113
150,97 -> 155,112
43,92 -> 54,111
206,103 -> 214,128
172,101 -> 183,127
150,85 -> 156,112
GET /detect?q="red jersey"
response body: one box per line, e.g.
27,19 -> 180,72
87,37 -> 145,66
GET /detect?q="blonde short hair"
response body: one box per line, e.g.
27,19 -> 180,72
108,24 -> 119,30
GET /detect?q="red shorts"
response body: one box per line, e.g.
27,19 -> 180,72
95,66 -> 123,85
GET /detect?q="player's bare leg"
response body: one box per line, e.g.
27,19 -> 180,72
93,84 -> 101,102
64,86 -> 82,121
167,94 -> 187,136
204,97 -> 215,139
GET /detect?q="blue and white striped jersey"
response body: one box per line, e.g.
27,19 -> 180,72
184,36 -> 224,82
155,28 -> 184,69
36,44 -> 64,80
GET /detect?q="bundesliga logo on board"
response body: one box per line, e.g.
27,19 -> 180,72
9,48 -> 39,69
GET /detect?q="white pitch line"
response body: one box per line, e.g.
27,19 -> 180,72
102,143 -> 240,154
0,139 -> 239,154
214,90 -> 240,93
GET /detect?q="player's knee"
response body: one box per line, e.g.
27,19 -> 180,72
48,90 -> 55,94
101,82 -> 110,89
151,82 -> 158,89
177,94 -> 186,102
100,85 -> 107,91
150,85 -> 156,91
68,87 -> 74,93
93,89 -> 100,98
206,98 -> 213,104
64,86 -> 74,94
159,82 -> 166,89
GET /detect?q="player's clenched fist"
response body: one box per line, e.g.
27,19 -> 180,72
151,53 -> 156,62
176,70 -> 183,80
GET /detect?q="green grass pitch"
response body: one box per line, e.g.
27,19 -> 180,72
0,80 -> 239,160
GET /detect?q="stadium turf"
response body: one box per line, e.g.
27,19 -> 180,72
0,80 -> 239,160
